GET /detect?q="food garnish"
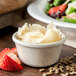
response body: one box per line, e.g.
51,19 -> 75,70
0,48 -> 23,71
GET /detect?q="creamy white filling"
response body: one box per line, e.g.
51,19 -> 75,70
16,23 -> 63,44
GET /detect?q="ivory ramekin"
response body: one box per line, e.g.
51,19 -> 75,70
12,32 -> 66,67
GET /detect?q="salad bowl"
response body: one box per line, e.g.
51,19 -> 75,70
27,0 -> 76,29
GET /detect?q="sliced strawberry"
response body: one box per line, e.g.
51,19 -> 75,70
48,4 -> 67,15
7,53 -> 21,64
10,47 -> 18,56
0,48 -> 10,59
0,47 -> 17,60
0,55 -> 23,71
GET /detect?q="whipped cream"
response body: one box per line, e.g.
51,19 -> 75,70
16,23 -> 63,44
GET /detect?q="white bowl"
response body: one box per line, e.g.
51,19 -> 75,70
12,32 -> 66,67
27,0 -> 76,29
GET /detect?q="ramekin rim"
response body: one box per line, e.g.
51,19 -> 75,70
12,32 -> 66,47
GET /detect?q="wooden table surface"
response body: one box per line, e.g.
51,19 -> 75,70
0,14 -> 76,76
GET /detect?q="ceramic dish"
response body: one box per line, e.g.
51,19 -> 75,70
12,32 -> 66,67
27,0 -> 76,29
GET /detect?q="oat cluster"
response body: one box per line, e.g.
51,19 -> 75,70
39,52 -> 76,76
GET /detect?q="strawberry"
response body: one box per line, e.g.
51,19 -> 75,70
0,47 -> 17,60
7,53 -> 21,64
10,47 -> 18,56
0,47 -> 17,56
0,55 -> 23,71
48,4 -> 67,15
0,48 -> 10,59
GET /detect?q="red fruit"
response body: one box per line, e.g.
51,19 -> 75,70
7,53 -> 21,64
0,48 -> 10,59
0,48 -> 17,60
49,6 -> 59,15
0,55 -> 23,71
48,4 -> 67,15
10,47 -> 18,56
59,4 -> 67,12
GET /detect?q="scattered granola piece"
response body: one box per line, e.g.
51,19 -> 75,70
58,62 -> 61,65
49,69 -> 53,73
53,66 -> 57,71
55,69 -> 60,74
59,58 -> 63,63
61,73 -> 69,76
39,69 -> 45,72
43,73 -> 47,76
70,67 -> 75,71
69,60 -> 73,64
65,66 -> 70,71
65,65 -> 75,71
59,66 -> 64,72
59,66 -> 63,68
47,72 -> 53,75
60,56 -> 74,65
70,71 -> 76,75
71,63 -> 76,68
59,68 -> 64,72
54,64 -> 58,67
64,56 -> 68,60
68,56 -> 74,60
64,61 -> 68,65
48,67 -> 53,70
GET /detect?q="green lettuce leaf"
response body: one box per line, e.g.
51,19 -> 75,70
71,0 -> 76,2
53,0 -> 65,6
44,2 -> 53,14
66,7 -> 76,14
63,17 -> 76,23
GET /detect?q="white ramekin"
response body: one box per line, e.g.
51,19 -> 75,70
12,32 -> 66,67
